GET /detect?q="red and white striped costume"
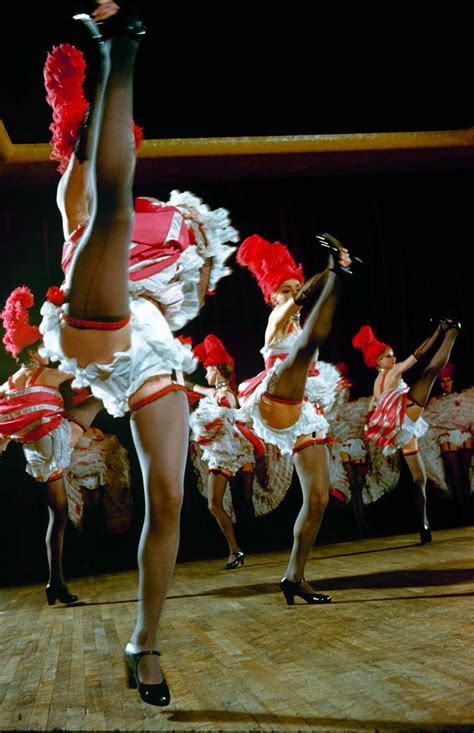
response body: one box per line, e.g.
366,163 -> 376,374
365,377 -> 428,456
0,368 -> 73,481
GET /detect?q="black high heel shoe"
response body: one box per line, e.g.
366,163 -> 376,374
224,550 -> 245,570
438,318 -> 462,332
280,577 -> 332,605
45,583 -> 79,606
316,232 -> 363,278
124,648 -> 170,707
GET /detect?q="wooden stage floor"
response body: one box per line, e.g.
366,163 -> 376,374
1,526 -> 473,732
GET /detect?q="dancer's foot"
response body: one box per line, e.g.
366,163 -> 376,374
124,644 -> 170,706
45,582 -> 79,606
280,577 -> 331,605
224,550 -> 245,569
438,318 -> 462,332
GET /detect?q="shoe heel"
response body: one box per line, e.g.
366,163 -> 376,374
45,587 -> 56,606
283,591 -> 295,606
125,663 -> 137,689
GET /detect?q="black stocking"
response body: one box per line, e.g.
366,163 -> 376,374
231,470 -> 256,523
441,450 -> 471,523
343,462 -> 368,534
66,37 -> 140,320
403,452 -> 429,530
44,477 -> 69,585
408,330 -> 459,408
270,270 -> 343,401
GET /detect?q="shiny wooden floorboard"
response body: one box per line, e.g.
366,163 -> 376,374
1,527 -> 473,732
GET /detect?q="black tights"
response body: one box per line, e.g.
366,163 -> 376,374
408,330 -> 459,408
270,270 -> 342,401
65,36 -> 139,320
441,449 -> 472,523
343,462 -> 369,533
44,477 -> 69,586
403,451 -> 429,529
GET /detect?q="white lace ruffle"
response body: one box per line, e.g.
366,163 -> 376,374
326,395 -> 401,505
40,297 -> 197,417
237,362 -> 329,455
190,440 -> 294,523
389,414 -> 428,455
306,361 -> 342,413
189,397 -> 255,474
168,189 -> 239,292
129,245 -> 204,332
63,427 -> 133,529
22,420 -> 73,482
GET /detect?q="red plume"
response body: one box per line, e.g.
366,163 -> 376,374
352,325 -> 390,368
44,43 -> 88,174
194,334 -> 234,368
1,286 -> 41,358
236,234 -> 304,304
44,43 -> 144,175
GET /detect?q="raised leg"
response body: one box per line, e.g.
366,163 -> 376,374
407,328 -> 460,418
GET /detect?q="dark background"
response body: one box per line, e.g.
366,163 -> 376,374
0,4 -> 472,585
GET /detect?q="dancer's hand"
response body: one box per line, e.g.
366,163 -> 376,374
338,249 -> 352,269
91,1 -> 120,21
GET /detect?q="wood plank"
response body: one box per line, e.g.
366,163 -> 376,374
0,527 -> 473,731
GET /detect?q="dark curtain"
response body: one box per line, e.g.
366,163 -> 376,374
0,168 -> 472,585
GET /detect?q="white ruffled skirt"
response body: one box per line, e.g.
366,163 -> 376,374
40,297 -> 196,418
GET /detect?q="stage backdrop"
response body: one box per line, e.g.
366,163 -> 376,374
0,167 -> 472,584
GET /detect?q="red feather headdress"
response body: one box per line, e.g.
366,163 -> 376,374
194,335 -> 234,369
1,286 -> 41,358
236,234 -> 304,304
352,325 -> 390,369
44,43 -> 143,174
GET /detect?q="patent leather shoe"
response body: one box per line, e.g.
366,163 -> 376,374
224,550 -> 245,570
280,577 -> 331,605
124,647 -> 170,706
45,583 -> 79,606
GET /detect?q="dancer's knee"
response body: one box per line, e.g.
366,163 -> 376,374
305,487 -> 329,518
147,484 -> 183,525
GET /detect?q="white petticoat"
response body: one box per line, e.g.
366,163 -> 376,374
340,437 -> 367,460
129,245 -> 204,333
40,297 -> 197,418
237,362 -> 329,455
438,429 -> 471,447
168,190 -> 238,293
189,398 -> 255,474
22,420 -> 73,482
386,413 -> 428,455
